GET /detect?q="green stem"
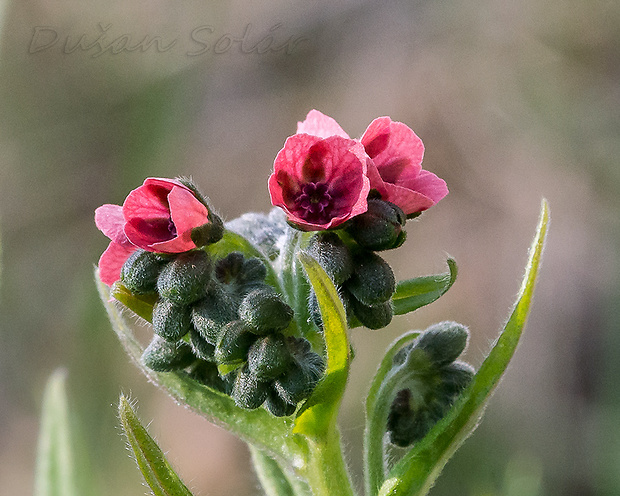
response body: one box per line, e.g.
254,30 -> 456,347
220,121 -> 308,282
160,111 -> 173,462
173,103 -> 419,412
365,366 -> 416,496
297,430 -> 357,496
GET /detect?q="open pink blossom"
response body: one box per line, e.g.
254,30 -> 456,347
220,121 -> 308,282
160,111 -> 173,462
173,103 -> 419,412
269,133 -> 370,230
95,178 -> 213,286
297,110 -> 448,216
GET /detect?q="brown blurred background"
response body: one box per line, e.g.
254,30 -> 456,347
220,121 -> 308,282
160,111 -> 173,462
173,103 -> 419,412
0,1 -> 618,495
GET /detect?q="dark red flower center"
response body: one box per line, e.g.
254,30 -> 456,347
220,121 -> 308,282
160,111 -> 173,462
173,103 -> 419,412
131,216 -> 177,243
295,182 -> 334,223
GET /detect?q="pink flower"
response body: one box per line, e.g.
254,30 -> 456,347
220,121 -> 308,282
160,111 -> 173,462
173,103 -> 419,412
296,110 -> 448,217
268,133 -> 370,231
95,178 -> 215,286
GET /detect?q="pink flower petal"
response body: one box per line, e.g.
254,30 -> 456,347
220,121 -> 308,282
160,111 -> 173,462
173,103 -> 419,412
406,169 -> 449,204
98,241 -> 137,286
148,186 -> 209,252
361,117 -> 424,179
297,109 -> 350,139
95,204 -> 130,245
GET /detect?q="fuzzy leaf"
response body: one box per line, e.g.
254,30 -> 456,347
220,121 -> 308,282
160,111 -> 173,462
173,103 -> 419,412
34,369 -> 78,496
392,259 -> 457,316
294,252 -> 350,440
118,395 -> 194,496
378,200 -> 549,496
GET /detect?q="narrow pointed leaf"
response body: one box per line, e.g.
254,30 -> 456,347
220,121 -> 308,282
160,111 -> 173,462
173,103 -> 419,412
392,258 -> 457,316
97,273 -> 297,463
34,369 -> 78,496
294,252 -> 350,439
379,200 -> 549,496
118,395 -> 194,496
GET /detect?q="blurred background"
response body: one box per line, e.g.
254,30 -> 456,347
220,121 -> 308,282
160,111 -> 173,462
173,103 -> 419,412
0,1 -> 618,495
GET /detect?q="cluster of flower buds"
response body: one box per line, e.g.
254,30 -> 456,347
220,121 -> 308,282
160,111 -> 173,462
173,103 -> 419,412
124,249 -> 324,417
385,322 -> 474,447
306,198 -> 405,330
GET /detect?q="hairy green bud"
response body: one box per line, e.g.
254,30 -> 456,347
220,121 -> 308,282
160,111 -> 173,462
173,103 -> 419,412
238,286 -> 293,335
157,250 -> 212,305
347,292 -> 393,330
247,334 -> 292,380
214,320 -> 258,365
152,299 -> 193,342
120,249 -> 170,294
264,389 -> 297,417
141,336 -> 195,372
192,286 -> 240,344
415,321 -> 469,367
346,199 -> 407,251
345,252 -> 395,306
189,328 -> 216,361
305,232 -> 354,284
232,365 -> 269,409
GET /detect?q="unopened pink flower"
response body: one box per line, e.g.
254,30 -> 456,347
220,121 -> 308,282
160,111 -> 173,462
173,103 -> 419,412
269,133 -> 370,231
296,110 -> 448,217
95,178 -> 214,286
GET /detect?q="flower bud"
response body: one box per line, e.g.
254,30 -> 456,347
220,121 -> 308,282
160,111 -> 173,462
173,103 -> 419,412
214,320 -> 258,365
192,286 -> 240,344
247,334 -> 292,380
387,389 -> 431,447
187,360 -> 233,394
157,250 -> 212,305
415,321 -> 469,367
274,346 -> 324,405
232,365 -> 269,409
152,299 -> 193,342
264,389 -> 297,417
239,257 -> 268,286
189,328 -> 216,361
214,252 -> 245,284
438,361 -> 474,397
348,296 -> 393,330
141,336 -> 195,372
238,286 -> 293,335
345,252 -> 395,306
346,199 -> 406,251
305,232 -> 354,284
120,249 -> 170,294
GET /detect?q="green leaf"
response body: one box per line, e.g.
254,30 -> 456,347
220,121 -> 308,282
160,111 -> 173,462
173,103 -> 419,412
392,258 -> 457,317
110,282 -> 157,323
118,395 -> 194,496
294,252 -> 351,440
378,200 -> 549,496
250,445 -> 312,496
96,272 -> 298,464
34,369 -> 78,496
364,332 -> 421,496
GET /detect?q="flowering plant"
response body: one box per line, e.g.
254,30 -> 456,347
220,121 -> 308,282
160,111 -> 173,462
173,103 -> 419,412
37,110 -> 548,496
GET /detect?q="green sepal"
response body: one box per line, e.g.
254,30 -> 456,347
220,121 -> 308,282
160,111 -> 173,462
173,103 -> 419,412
294,252 -> 350,440
118,395 -> 194,496
110,282 -> 157,323
391,258 -> 458,317
377,199 -> 549,496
